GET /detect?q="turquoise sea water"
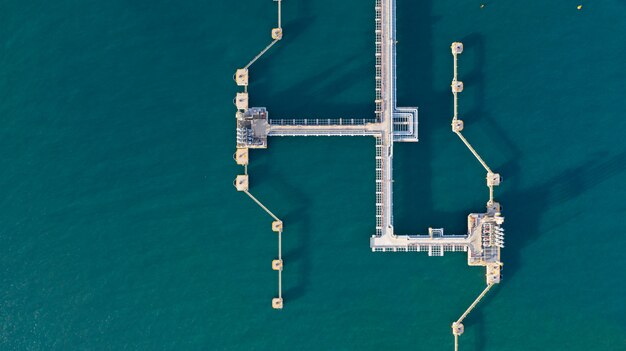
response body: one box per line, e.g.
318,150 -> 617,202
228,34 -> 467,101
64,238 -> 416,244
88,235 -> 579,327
2,0 -> 625,350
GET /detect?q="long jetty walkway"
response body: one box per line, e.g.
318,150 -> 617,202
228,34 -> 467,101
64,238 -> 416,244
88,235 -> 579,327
232,1 -> 505,349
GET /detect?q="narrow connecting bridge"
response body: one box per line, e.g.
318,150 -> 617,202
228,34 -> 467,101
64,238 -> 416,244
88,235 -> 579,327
232,1 -> 505,349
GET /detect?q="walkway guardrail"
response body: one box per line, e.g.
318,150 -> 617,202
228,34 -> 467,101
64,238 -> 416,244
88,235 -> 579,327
269,118 -> 376,126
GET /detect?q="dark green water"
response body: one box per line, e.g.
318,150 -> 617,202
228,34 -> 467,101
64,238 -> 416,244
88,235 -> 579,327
1,1 -> 625,350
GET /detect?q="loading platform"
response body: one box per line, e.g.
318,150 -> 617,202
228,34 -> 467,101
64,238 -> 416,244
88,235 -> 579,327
232,1 -> 504,350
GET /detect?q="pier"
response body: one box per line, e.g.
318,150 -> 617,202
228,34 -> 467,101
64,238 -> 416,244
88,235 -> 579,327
232,1 -> 504,349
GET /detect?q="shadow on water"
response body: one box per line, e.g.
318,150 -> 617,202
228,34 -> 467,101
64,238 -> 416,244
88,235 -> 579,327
394,0 -> 443,230
245,148 -> 312,302
245,0 -> 626,342
251,1 -> 374,118
472,148 -> 626,350
248,0 -> 316,93
448,33 -> 626,291
267,169 -> 312,301
253,15 -> 317,75
393,6 -> 495,348
265,55 -> 373,117
395,0 -> 626,278
394,3 -> 489,232
499,151 -> 626,285
465,310 -> 486,351
450,31 -> 626,351
394,11 -> 491,231
393,2 -> 626,350
459,33 -> 487,128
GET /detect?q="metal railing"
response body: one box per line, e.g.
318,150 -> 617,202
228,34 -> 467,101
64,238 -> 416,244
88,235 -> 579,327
269,118 -> 376,126
374,136 -> 385,236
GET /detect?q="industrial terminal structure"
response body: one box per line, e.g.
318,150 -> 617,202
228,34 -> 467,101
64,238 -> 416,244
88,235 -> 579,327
232,1 -> 504,349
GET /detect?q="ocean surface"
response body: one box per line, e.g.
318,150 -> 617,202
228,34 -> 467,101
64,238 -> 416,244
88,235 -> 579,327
1,1 -> 625,350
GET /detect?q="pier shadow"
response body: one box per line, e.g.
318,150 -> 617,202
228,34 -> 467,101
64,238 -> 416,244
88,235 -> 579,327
260,55 -> 374,117
393,3 -> 497,233
466,149 -> 626,350
394,0 -> 447,232
465,310 -> 487,351
393,2 -> 626,349
499,150 -> 626,285
245,147 -> 312,301
394,19 -> 493,232
248,0 -> 317,98
264,167 -> 312,302
442,33 -> 626,351
251,1 -> 375,118
252,14 -> 318,77
458,33 -> 487,129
